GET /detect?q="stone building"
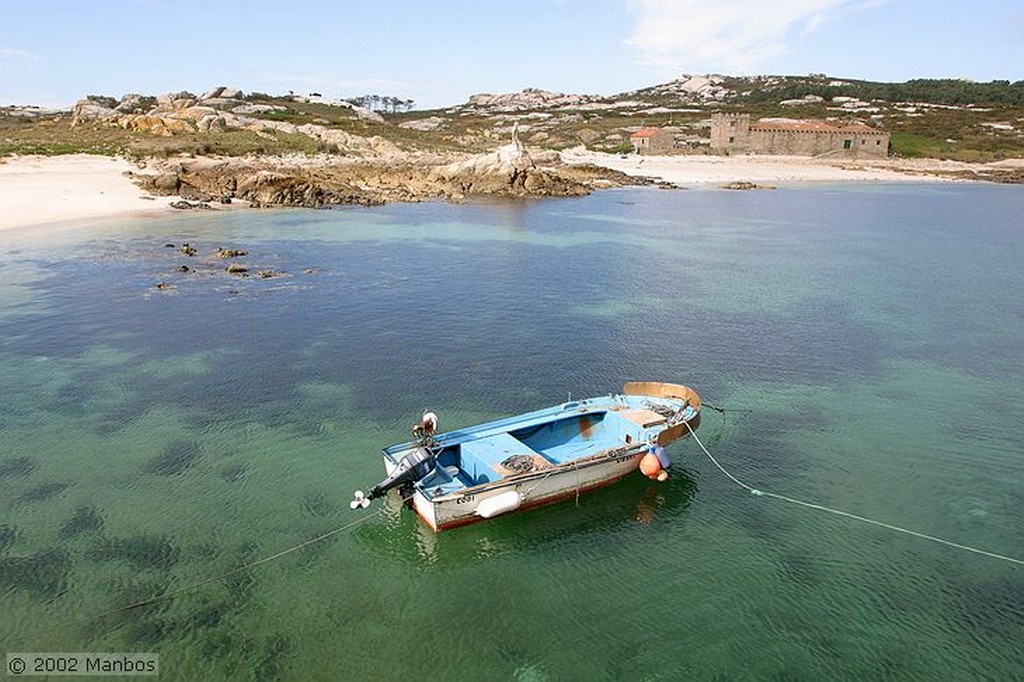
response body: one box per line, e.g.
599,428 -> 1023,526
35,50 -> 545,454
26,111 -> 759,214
630,127 -> 674,155
710,113 -> 889,157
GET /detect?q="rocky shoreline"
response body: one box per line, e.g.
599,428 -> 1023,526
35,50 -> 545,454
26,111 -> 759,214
59,86 -> 646,208
4,83 -> 1017,219
128,144 -> 657,210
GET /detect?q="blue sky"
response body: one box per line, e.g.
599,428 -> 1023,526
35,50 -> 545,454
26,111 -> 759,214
2,1 -> 1022,109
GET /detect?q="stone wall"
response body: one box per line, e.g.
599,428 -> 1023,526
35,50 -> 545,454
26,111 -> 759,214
711,113 -> 890,157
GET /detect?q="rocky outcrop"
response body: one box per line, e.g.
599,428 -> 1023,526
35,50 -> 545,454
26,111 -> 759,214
128,141 -> 634,209
69,86 -> 393,154
70,96 -> 119,125
398,116 -> 447,131
432,141 -> 588,198
641,74 -> 733,103
467,88 -> 595,111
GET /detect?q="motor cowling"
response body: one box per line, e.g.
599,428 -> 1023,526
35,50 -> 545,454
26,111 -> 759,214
352,447 -> 436,509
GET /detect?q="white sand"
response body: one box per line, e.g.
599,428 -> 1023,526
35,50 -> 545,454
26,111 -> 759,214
0,154 -> 169,232
0,152 -> 1012,236
560,149 -> 989,186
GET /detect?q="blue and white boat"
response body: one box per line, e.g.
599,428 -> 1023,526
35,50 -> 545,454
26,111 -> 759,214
350,382 -> 701,532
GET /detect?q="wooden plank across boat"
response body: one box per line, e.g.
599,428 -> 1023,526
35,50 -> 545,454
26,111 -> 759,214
350,381 -> 701,532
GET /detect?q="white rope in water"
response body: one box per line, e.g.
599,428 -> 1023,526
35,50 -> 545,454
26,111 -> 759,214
685,422 -> 1024,567
14,498 -> 403,644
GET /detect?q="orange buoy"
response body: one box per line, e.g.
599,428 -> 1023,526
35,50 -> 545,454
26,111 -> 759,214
639,452 -> 662,479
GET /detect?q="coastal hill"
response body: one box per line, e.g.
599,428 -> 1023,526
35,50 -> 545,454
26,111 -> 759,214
2,74 -> 1022,207
442,74 -> 1024,161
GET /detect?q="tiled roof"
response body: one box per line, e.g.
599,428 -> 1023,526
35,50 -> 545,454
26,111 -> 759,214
750,120 -> 882,134
630,127 -> 661,138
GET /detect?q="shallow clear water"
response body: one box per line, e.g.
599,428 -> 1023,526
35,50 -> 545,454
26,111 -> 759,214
1,183 -> 1022,679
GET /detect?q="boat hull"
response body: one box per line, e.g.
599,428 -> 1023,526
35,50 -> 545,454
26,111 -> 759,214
403,447 -> 646,531
364,381 -> 701,532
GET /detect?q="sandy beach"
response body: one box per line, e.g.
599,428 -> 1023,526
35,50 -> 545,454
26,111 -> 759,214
1,152 -> 1018,234
0,154 -> 169,232
560,149 -> 1009,186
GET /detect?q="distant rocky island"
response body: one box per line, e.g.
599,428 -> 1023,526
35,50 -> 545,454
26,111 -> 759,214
2,74 -> 1022,209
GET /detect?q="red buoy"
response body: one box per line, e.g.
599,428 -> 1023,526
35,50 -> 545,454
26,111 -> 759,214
639,452 -> 662,479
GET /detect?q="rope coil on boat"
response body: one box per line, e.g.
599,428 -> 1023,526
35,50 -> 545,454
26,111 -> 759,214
684,421 -> 1024,567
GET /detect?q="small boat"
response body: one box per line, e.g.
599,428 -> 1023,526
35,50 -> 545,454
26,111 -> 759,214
350,381 -> 701,532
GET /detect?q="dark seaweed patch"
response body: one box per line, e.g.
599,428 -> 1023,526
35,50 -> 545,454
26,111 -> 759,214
46,383 -> 96,417
0,456 -> 37,479
201,634 -> 259,676
145,440 -> 202,476
90,583 -> 172,648
18,482 -> 71,502
0,548 -> 71,600
776,551 -> 823,588
302,491 -> 338,518
953,577 -> 1024,639
0,526 -> 17,553
58,506 -> 105,540
90,402 -> 152,436
191,598 -> 237,629
126,619 -> 167,647
254,634 -> 293,682
87,536 -> 180,570
294,529 -> 336,567
224,566 -> 256,602
218,463 -> 247,482
199,632 -> 235,661
108,580 -> 170,615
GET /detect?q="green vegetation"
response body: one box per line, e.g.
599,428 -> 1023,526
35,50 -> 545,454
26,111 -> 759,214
2,75 -> 1022,163
0,115 -> 322,159
889,132 -> 948,158
727,76 -> 1024,107
346,94 -> 415,113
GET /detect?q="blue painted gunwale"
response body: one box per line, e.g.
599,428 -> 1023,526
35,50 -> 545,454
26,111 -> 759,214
382,392 -> 691,501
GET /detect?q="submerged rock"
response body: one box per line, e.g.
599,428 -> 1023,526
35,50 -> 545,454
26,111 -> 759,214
216,248 -> 248,258
169,200 -> 211,210
721,181 -> 776,190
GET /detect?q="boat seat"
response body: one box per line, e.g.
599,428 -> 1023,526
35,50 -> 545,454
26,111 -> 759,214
459,432 -> 549,482
619,409 -> 668,428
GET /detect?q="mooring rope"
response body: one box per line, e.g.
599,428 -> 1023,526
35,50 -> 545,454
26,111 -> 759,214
685,421 -> 1023,566
10,496 -> 407,644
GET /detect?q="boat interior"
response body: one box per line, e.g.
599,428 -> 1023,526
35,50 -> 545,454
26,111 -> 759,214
411,401 -> 688,497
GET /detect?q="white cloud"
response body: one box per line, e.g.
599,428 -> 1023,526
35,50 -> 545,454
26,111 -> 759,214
0,48 -> 43,67
624,0 -> 888,73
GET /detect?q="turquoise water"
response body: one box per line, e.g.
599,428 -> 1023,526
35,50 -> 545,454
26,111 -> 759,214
1,183 -> 1022,679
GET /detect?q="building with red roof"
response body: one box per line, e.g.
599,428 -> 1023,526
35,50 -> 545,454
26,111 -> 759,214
630,127 -> 673,155
711,113 -> 890,157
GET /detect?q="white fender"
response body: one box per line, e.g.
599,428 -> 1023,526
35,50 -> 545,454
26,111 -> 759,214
475,490 -> 522,519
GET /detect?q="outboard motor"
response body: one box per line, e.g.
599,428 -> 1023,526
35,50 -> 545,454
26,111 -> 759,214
351,447 -> 436,510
